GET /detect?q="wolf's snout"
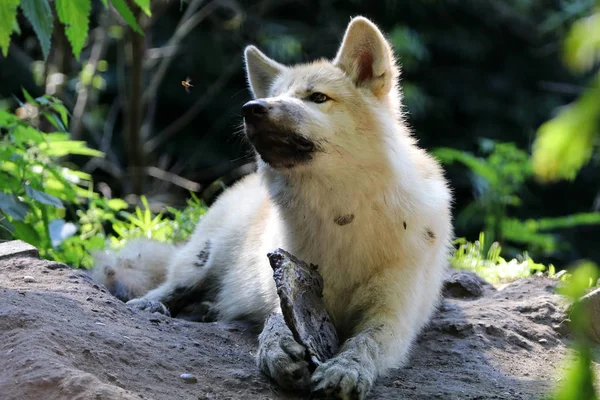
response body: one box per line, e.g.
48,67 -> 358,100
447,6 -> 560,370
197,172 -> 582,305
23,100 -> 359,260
242,100 -> 269,124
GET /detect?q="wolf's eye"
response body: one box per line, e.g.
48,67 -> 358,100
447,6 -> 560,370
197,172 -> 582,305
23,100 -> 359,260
308,92 -> 330,104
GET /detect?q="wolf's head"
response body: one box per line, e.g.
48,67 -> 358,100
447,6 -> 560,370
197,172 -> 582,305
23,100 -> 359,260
242,17 -> 402,171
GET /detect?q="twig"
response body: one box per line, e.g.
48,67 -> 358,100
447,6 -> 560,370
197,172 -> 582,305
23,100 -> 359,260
537,81 -> 586,95
70,12 -> 110,140
145,166 -> 201,192
124,5 -> 146,194
102,97 -> 121,160
82,157 -> 124,180
143,45 -> 181,70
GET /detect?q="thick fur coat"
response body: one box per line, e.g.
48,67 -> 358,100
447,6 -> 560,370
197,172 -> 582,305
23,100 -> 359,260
92,16 -> 453,400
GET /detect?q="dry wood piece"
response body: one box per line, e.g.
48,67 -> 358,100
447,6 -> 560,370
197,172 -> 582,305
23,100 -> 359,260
267,249 -> 339,369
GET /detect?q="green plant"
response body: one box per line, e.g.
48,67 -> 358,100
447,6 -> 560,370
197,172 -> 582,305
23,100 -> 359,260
166,193 -> 207,243
532,7 -> 600,182
435,141 -> 600,256
54,194 -> 207,268
1,0 -> 150,60
107,194 -> 207,246
0,91 -> 208,268
550,262 -> 599,400
0,90 -> 103,257
434,141 -> 531,248
450,232 -> 554,284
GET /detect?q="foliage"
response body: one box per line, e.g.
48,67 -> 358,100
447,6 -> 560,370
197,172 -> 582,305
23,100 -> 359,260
532,8 -> 600,183
0,93 -> 207,268
107,193 -> 206,247
450,232 -> 553,284
434,142 -> 531,248
55,193 -> 206,268
55,0 -> 92,60
550,262 -> 599,400
0,90 -> 101,256
435,141 -> 600,256
0,0 -> 150,59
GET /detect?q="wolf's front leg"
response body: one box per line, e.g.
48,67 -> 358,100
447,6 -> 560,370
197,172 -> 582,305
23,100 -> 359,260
127,239 -> 213,318
257,313 -> 312,392
125,282 -> 176,316
311,323 -> 405,400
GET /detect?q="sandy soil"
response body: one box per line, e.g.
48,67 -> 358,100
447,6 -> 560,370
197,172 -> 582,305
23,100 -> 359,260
0,241 -> 586,400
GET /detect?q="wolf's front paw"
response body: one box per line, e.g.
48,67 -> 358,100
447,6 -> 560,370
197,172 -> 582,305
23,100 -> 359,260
126,298 -> 171,316
257,334 -> 311,392
312,356 -> 374,400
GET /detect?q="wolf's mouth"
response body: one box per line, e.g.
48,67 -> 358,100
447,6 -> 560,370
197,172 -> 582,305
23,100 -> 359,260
247,130 -> 315,168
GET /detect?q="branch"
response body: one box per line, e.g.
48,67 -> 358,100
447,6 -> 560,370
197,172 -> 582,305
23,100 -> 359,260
123,5 -> 146,194
146,166 -> 201,192
70,13 -> 110,140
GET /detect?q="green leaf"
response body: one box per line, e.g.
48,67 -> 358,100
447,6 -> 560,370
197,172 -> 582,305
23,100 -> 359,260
0,109 -> 17,127
558,262 -> 600,300
100,0 -> 108,7
21,87 -> 38,107
25,185 -> 64,208
39,140 -> 104,157
432,147 -> 499,185
107,198 -> 128,211
132,0 -> 151,17
0,216 -> 15,236
42,111 -> 67,132
0,172 -> 20,192
12,17 -> 21,35
12,220 -> 41,246
563,12 -> 600,74
0,0 -> 20,57
51,102 -> 70,128
0,192 -> 30,221
532,81 -> 600,183
55,0 -> 92,60
45,132 -> 70,142
109,0 -> 143,34
11,124 -> 44,144
20,0 -> 54,60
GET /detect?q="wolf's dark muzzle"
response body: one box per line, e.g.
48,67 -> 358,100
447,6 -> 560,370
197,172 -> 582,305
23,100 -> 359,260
242,100 -> 269,126
242,100 -> 315,168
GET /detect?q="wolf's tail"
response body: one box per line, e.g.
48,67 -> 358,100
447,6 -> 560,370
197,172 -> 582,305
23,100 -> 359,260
90,238 -> 177,302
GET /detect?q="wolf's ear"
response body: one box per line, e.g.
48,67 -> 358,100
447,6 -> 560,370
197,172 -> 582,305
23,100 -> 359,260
334,17 -> 396,97
244,46 -> 286,99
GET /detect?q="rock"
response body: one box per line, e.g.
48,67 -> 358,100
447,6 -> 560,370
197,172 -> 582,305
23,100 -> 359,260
0,240 -> 39,260
179,373 -> 197,384
576,287 -> 600,343
552,320 -> 571,337
23,276 -> 36,283
443,270 -> 488,299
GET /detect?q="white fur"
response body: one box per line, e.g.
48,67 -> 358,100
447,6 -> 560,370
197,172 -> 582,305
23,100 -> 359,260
97,16 -> 453,399
90,238 -> 175,301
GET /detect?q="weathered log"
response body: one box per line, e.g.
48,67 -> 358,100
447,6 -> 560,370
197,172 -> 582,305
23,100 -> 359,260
267,249 -> 339,369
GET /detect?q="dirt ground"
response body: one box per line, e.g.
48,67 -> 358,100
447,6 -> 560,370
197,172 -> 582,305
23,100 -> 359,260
0,240 -> 589,400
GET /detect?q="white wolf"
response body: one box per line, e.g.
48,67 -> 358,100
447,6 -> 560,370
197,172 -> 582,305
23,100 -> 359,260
93,16 -> 453,399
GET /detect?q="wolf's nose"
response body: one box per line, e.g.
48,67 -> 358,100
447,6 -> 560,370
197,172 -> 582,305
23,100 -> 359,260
242,100 -> 269,123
